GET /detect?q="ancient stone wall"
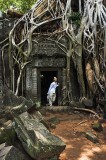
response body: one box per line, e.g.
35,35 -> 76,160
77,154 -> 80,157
0,13 -> 17,94
26,36 -> 67,102
0,13 -> 80,102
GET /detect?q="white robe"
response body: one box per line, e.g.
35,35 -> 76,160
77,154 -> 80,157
47,82 -> 58,106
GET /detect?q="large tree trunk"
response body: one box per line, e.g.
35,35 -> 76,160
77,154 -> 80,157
104,27 -> 106,61
66,42 -> 73,101
104,27 -> 106,100
9,32 -> 13,91
15,69 -> 23,96
76,51 -> 85,97
75,31 -> 85,97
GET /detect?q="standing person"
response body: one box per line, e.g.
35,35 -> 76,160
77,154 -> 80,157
47,77 -> 59,106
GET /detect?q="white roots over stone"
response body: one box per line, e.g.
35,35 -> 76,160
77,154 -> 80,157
1,0 -> 106,103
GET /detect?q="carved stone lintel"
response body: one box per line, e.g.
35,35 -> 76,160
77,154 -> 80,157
32,57 -> 66,67
31,39 -> 66,57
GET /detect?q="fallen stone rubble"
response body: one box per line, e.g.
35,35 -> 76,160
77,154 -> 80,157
0,90 -> 66,160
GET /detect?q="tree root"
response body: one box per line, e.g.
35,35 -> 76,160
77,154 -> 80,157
45,105 -> 100,120
72,120 -> 87,130
73,107 -> 101,119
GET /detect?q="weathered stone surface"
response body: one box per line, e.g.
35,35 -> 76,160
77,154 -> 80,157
39,107 -> 47,116
47,117 -> 60,125
45,106 -> 71,112
0,96 -> 3,107
0,118 -> 6,127
34,114 -> 58,131
13,112 -> 66,160
2,89 -> 33,108
31,37 -> 66,58
32,57 -> 66,67
11,102 -> 29,115
103,112 -> 106,119
31,111 -> 44,121
30,111 -> 50,130
85,131 -> 99,143
0,125 -> 16,145
3,90 -> 17,106
0,89 -> 34,118
4,120 -> 12,127
13,138 -> 33,160
82,98 -> 93,107
70,101 -> 85,108
92,123 -> 103,132
0,143 -> 25,160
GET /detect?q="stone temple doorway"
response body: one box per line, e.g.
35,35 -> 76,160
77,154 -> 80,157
37,68 -> 62,106
40,70 -> 58,105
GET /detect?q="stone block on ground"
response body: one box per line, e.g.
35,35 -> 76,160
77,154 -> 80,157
0,118 -> 7,127
92,123 -> 103,132
31,111 -> 44,121
47,116 -> 60,125
85,131 -> 99,143
81,98 -> 93,108
30,111 -> 51,130
4,120 -> 12,127
0,125 -> 16,145
39,108 -> 47,116
13,112 -> 66,160
2,89 -> 33,114
0,143 -> 25,160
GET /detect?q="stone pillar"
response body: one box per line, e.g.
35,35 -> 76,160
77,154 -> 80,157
62,68 -> 67,102
0,18 -> 3,96
26,67 -> 38,101
26,67 -> 32,99
0,44 -> 2,96
32,68 -> 37,102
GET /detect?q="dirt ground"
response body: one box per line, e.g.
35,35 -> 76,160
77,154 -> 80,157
44,112 -> 106,160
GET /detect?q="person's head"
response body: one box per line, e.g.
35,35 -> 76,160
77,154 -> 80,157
53,77 -> 57,82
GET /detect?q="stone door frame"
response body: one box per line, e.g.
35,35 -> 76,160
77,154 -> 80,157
37,68 -> 62,106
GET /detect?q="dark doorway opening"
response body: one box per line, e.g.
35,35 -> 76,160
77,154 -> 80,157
41,71 -> 58,105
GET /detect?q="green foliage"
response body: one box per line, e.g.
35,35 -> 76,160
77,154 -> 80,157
0,0 -> 37,13
68,12 -> 82,27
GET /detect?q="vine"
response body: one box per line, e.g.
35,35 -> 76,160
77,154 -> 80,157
1,0 -> 106,104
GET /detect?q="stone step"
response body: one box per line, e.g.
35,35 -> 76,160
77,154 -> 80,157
85,131 -> 99,143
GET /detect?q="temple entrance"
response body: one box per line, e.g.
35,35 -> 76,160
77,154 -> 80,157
40,70 -> 58,105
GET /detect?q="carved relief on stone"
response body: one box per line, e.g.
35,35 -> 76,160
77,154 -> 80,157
31,38 -> 65,56
32,57 -> 66,67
